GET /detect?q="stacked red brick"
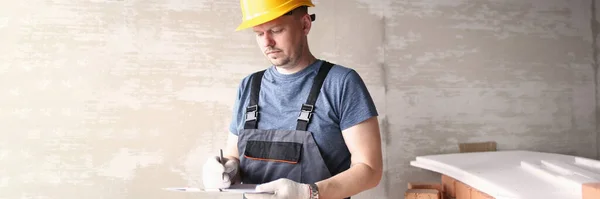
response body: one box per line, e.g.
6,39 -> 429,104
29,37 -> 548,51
407,174 -> 600,199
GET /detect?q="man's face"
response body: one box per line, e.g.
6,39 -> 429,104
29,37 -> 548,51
252,14 -> 305,68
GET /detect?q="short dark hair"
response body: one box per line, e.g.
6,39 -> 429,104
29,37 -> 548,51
294,6 -> 308,15
284,6 -> 313,21
284,6 -> 307,16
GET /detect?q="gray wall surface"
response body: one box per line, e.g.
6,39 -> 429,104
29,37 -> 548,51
595,0 -> 600,161
0,0 -> 597,199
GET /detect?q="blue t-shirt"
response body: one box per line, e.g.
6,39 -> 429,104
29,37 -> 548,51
229,59 -> 378,176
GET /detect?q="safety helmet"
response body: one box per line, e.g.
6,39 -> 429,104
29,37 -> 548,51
235,0 -> 315,31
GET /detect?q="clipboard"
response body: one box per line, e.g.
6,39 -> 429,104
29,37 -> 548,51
163,184 -> 274,194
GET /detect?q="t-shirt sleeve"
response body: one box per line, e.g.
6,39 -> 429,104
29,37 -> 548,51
229,78 -> 249,136
338,70 -> 379,131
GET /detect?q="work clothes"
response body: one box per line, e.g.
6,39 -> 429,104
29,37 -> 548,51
230,60 -> 379,198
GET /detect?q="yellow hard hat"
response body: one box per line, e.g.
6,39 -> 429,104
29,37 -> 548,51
235,0 -> 315,31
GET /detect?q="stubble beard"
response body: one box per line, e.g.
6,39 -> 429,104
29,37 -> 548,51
270,56 -> 291,67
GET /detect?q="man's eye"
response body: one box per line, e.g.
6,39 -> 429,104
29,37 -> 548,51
272,29 -> 282,33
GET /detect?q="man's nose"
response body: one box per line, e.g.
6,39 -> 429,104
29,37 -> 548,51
262,34 -> 275,47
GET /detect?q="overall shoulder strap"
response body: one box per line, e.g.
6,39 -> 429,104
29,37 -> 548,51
296,61 -> 334,131
244,70 -> 265,129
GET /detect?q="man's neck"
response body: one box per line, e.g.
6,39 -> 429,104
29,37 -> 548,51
275,55 -> 317,75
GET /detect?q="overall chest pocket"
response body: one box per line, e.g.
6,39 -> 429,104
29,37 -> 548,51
241,139 -> 304,184
244,140 -> 302,164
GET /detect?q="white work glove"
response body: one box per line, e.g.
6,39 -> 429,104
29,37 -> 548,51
202,156 -> 238,189
244,178 -> 311,199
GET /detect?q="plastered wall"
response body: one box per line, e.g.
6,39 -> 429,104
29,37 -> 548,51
0,0 -> 597,199
595,0 -> 600,160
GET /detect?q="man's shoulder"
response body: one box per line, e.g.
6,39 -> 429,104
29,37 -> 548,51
323,61 -> 362,84
236,69 -> 268,89
327,62 -> 353,74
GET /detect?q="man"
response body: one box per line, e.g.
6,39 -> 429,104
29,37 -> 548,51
202,1 -> 383,198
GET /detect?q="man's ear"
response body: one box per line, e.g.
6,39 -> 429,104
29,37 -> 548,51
302,14 -> 312,35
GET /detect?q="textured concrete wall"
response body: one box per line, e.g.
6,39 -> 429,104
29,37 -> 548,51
595,0 -> 600,160
0,0 -> 597,199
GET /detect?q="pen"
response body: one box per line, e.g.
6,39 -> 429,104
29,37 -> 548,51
220,149 -> 224,180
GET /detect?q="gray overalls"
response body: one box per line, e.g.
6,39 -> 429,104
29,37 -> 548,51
237,61 -> 334,186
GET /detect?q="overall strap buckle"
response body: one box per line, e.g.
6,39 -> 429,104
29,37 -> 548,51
298,104 -> 314,122
245,105 -> 258,122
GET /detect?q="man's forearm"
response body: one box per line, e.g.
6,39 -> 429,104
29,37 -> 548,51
315,163 -> 382,199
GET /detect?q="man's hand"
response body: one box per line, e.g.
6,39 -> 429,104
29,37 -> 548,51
202,156 -> 239,189
244,178 -> 311,199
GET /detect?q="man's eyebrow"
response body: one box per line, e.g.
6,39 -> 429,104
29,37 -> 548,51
255,25 -> 283,32
270,25 -> 283,30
